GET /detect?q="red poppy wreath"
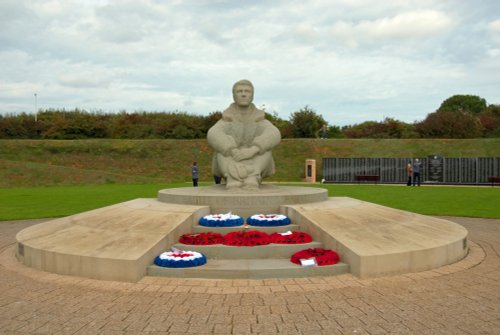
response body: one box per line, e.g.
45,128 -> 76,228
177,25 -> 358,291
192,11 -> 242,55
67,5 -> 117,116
270,231 -> 313,244
290,248 -> 340,266
223,230 -> 271,247
179,232 -> 224,245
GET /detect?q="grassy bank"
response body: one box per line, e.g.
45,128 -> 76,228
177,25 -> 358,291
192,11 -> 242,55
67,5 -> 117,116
1,138 -> 500,187
1,183 -> 499,220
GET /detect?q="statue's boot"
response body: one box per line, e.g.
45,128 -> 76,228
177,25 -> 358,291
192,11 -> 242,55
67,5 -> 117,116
226,177 -> 243,190
243,173 -> 260,191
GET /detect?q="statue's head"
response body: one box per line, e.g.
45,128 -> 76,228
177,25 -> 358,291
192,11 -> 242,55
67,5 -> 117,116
232,79 -> 254,107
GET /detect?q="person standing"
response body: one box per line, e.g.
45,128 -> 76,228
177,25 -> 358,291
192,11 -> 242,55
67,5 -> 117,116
406,162 -> 412,186
191,162 -> 199,187
321,125 -> 327,139
412,158 -> 421,186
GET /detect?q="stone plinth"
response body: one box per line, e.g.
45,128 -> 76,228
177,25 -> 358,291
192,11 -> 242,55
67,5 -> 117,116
305,159 -> 316,183
284,197 -> 469,278
15,186 -> 468,282
157,184 -> 328,217
16,199 -> 209,282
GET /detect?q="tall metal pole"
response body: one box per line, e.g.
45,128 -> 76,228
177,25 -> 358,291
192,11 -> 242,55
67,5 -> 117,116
34,93 -> 38,122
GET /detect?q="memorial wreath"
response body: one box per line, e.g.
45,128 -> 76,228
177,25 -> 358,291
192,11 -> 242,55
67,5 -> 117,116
246,214 -> 291,226
223,230 -> 271,247
199,213 -> 244,227
154,249 -> 207,268
270,231 -> 313,244
179,232 -> 224,245
290,248 -> 340,266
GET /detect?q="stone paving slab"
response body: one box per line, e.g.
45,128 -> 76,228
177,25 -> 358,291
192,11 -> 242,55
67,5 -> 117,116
1,216 -> 499,334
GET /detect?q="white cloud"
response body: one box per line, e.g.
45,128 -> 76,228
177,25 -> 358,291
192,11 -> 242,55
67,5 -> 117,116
488,48 -> 500,57
489,19 -> 500,43
58,73 -> 111,89
331,10 -> 453,45
0,0 -> 499,126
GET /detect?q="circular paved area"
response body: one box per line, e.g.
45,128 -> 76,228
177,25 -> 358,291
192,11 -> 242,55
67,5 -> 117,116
0,217 -> 499,334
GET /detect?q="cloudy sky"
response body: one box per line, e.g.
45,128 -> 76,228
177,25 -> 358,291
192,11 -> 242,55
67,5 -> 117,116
1,0 -> 499,126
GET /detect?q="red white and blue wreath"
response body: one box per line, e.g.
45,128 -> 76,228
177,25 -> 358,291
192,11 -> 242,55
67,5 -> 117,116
247,214 -> 291,227
154,248 -> 207,268
199,212 -> 244,227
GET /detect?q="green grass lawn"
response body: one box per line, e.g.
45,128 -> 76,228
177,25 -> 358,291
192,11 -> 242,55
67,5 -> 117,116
1,183 -> 499,220
0,183 -> 185,220
302,184 -> 500,218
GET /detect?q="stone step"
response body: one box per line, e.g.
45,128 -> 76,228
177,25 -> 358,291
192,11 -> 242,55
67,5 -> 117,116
147,259 -> 349,279
172,242 -> 323,259
192,224 -> 301,234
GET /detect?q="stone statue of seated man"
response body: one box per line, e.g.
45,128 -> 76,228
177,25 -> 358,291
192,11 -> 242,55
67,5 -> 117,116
207,79 -> 281,190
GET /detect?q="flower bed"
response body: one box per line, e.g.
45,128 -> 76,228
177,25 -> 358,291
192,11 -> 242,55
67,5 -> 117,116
154,250 -> 207,268
223,230 -> 271,247
270,231 -> 312,244
179,232 -> 224,245
199,213 -> 243,227
247,214 -> 291,226
290,248 -> 340,266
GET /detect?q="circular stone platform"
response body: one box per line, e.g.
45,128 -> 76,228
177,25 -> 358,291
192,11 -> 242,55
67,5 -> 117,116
158,185 -> 328,217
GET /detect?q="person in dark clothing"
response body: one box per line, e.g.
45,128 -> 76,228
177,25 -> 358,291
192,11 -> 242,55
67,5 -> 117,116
191,162 -> 199,187
412,158 -> 421,186
321,125 -> 327,139
406,162 -> 412,186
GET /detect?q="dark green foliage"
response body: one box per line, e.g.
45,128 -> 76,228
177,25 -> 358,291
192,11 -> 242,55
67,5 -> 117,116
0,109 -> 294,139
203,111 -> 222,130
438,95 -> 487,114
1,93 -> 499,139
290,106 -> 327,138
0,109 -> 219,140
342,118 -> 418,139
326,125 -> 344,138
265,112 -> 293,138
415,96 -> 499,138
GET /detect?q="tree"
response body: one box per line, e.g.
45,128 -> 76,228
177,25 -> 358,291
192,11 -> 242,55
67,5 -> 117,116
341,118 -> 417,138
265,112 -> 293,138
289,106 -> 327,138
415,110 -> 483,138
438,95 -> 487,114
326,125 -> 344,138
202,111 -> 222,133
479,104 -> 500,137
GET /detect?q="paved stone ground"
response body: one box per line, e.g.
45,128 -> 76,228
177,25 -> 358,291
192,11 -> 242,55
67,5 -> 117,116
0,217 -> 499,335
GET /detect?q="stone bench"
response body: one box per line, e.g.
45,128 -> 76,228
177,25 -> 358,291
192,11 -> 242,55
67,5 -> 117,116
355,175 -> 380,184
488,176 -> 500,186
